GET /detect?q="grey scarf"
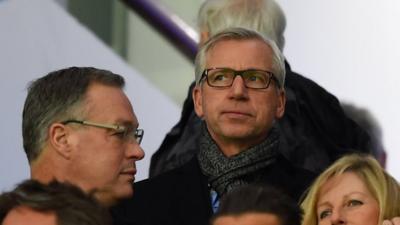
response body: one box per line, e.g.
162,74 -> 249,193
197,124 -> 279,196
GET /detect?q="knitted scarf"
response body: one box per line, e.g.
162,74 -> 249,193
197,124 -> 279,196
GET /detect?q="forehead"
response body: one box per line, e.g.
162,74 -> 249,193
205,38 -> 273,70
83,83 -> 137,124
318,172 -> 372,201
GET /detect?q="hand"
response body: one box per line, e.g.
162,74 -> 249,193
383,217 -> 400,225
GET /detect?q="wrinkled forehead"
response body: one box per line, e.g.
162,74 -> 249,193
205,36 -> 270,54
204,38 -> 273,70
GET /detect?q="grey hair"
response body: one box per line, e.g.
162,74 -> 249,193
197,0 -> 286,50
22,67 -> 125,163
194,27 -> 285,88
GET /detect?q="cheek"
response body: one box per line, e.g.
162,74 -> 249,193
202,95 -> 220,117
98,150 -> 124,165
318,220 -> 328,225
349,206 -> 379,225
76,138 -> 124,173
364,206 -> 380,223
87,151 -> 125,189
253,98 -> 278,121
98,144 -> 126,171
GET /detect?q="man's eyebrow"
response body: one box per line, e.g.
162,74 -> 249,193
116,120 -> 138,129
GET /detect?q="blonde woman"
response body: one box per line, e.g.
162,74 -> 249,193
301,154 -> 400,225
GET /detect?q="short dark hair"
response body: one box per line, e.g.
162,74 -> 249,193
22,67 -> 125,163
211,185 -> 302,225
0,180 -> 111,225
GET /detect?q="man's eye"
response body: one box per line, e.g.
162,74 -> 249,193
243,70 -> 266,83
319,210 -> 331,220
246,73 -> 266,82
248,75 -> 259,81
112,131 -> 126,139
212,73 -> 228,81
347,200 -> 363,207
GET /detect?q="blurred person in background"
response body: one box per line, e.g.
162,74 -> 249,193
341,102 -> 386,166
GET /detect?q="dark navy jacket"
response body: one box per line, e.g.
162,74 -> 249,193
111,155 -> 315,225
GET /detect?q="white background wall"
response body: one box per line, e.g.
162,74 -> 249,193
277,0 -> 400,179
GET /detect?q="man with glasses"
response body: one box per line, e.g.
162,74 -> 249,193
112,28 -> 315,225
151,0 -> 375,178
22,67 -> 144,206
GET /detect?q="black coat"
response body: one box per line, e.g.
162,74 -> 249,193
111,155 -> 315,225
150,62 -> 373,176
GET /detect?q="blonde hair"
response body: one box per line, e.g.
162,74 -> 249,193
301,154 -> 400,225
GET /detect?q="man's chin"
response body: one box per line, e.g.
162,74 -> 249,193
220,127 -> 255,139
93,185 -> 133,207
113,184 -> 134,201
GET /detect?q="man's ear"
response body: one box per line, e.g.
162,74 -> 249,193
48,123 -> 72,160
275,89 -> 286,119
193,86 -> 204,118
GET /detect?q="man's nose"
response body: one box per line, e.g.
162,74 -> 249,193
126,142 -> 145,160
228,75 -> 249,99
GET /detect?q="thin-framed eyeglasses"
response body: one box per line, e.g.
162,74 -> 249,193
61,119 -> 144,144
200,67 -> 279,89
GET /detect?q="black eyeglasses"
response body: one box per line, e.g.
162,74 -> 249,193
62,120 -> 144,144
200,68 -> 279,89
